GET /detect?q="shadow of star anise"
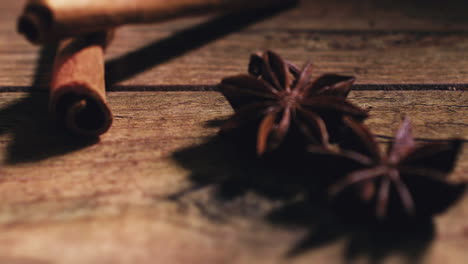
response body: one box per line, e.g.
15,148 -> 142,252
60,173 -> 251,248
328,116 -> 466,219
218,50 -> 369,155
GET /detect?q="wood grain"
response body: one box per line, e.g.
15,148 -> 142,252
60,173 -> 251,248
0,0 -> 468,263
0,91 -> 466,264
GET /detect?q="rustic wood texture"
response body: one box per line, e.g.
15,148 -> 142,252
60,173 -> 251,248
2,0 -> 468,86
0,91 -> 466,264
0,0 -> 467,263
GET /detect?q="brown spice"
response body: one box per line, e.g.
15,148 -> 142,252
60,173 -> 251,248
329,116 -> 465,218
219,51 -> 369,155
50,31 -> 113,137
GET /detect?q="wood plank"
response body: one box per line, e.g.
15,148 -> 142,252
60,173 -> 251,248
0,1 -> 468,263
2,1 -> 468,87
0,91 -> 465,263
104,30 -> 468,86
4,26 -> 468,87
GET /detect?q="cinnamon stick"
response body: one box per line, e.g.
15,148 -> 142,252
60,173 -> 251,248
50,32 -> 113,137
18,0 -> 296,44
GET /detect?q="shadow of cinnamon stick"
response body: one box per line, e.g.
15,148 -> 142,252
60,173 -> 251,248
0,45 -> 97,164
105,3 -> 297,85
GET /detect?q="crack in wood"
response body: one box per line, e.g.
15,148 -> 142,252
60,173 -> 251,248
0,84 -> 466,92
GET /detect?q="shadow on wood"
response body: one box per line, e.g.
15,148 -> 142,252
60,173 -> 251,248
170,120 -> 451,263
171,136 -> 304,203
105,3 -> 297,85
0,46 -> 97,164
267,197 -> 435,263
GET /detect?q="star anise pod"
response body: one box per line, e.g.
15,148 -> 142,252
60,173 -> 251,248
219,51 -> 369,155
329,116 -> 465,219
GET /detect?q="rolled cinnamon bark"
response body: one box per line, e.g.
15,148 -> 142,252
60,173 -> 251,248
50,32 -> 113,137
18,0 -> 296,44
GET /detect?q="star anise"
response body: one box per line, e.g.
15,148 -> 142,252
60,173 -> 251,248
219,51 -> 369,155
329,116 -> 465,219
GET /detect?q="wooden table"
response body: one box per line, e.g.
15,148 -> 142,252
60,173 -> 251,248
0,0 -> 467,263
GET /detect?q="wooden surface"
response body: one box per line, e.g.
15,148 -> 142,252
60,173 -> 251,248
0,0 -> 467,263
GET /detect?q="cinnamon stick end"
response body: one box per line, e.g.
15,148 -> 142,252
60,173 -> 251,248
17,5 -> 53,44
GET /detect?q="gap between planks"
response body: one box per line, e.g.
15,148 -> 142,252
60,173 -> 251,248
0,84 -> 466,92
